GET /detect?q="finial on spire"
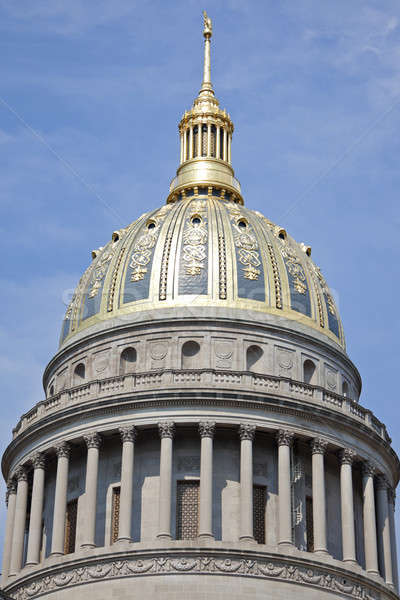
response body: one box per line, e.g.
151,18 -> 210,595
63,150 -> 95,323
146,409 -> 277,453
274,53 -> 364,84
201,11 -> 213,93
203,10 -> 212,38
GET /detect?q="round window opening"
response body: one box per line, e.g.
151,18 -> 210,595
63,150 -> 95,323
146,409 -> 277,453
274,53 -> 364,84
191,216 -> 202,226
279,232 -> 286,240
238,219 -> 247,229
147,221 -> 156,230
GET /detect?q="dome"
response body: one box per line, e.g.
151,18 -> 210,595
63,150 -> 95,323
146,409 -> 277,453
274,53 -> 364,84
60,196 -> 344,350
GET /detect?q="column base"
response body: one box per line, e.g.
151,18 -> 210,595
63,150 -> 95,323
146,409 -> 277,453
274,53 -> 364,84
343,558 -> 358,567
313,548 -> 329,556
49,552 -> 64,558
239,535 -> 256,544
25,561 -> 40,567
278,540 -> 294,548
80,543 -> 96,550
156,534 -> 172,541
116,537 -> 132,544
197,533 -> 215,542
366,568 -> 380,577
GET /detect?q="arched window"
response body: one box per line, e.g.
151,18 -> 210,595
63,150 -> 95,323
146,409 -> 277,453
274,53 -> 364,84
210,125 -> 216,157
182,340 -> 201,369
193,126 -> 198,158
342,380 -> 349,397
201,124 -> 208,156
120,347 -> 137,374
73,363 -> 85,385
246,345 -> 263,372
303,359 -> 316,385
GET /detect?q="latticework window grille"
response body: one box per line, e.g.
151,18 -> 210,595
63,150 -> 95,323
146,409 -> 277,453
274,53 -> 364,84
306,496 -> 314,552
64,499 -> 77,554
111,486 -> 121,544
253,484 -> 266,544
176,480 -> 199,540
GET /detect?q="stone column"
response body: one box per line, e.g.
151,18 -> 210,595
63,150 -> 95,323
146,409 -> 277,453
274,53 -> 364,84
180,132 -> 184,163
388,489 -> 399,592
197,123 -> 202,157
118,425 -> 136,542
198,421 -> 215,540
216,125 -> 220,159
361,462 -> 379,575
277,430 -> 294,546
228,134 -> 232,163
81,432 -> 101,549
339,448 -> 357,564
239,423 -> 256,542
26,452 -> 46,566
157,421 -> 175,539
1,479 -> 17,583
51,442 -> 71,556
9,467 -> 29,575
189,127 -> 193,159
376,475 -> 394,588
207,123 -> 211,157
311,438 -> 328,555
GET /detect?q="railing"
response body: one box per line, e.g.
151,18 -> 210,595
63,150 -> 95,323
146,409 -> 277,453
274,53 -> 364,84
12,369 -> 390,444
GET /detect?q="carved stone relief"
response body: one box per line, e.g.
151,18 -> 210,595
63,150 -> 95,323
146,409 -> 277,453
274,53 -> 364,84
325,366 -> 338,391
93,350 -> 109,374
275,346 -> 295,377
214,340 -> 234,369
149,340 -> 169,370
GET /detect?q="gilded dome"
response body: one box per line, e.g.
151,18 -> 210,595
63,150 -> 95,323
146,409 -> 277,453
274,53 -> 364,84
60,18 -> 344,351
60,195 -> 344,350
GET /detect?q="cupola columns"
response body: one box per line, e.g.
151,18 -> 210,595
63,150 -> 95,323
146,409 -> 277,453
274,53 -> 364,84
168,13 -> 243,204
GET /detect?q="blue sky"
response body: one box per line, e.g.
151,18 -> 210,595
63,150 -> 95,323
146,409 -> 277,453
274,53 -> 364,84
1,0 -> 400,565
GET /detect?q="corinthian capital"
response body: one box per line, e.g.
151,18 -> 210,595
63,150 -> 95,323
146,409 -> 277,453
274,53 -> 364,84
376,475 -> 390,491
310,437 -> 328,455
119,425 -> 137,443
5,478 -> 17,505
338,447 -> 356,465
55,441 -> 71,459
239,423 -> 256,441
276,429 -> 294,447
14,466 -> 28,482
199,421 -> 216,438
30,452 -> 46,470
84,432 -> 102,449
361,461 -> 376,477
158,421 -> 175,439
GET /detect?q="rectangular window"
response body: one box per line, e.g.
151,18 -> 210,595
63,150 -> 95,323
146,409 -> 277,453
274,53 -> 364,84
176,480 -> 199,540
306,496 -> 314,552
64,499 -> 77,554
111,486 -> 121,544
253,484 -> 266,544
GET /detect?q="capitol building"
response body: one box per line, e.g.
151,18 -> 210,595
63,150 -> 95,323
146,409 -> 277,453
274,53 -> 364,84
1,13 -> 399,600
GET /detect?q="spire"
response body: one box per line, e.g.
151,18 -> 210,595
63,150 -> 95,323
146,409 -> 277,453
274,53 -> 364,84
200,11 -> 214,97
167,12 -> 243,205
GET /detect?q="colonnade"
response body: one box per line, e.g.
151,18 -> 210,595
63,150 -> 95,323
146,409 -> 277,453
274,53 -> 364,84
180,123 -> 231,164
1,424 -> 397,592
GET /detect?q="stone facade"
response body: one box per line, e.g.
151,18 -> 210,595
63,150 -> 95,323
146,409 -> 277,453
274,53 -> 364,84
1,13 -> 399,600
